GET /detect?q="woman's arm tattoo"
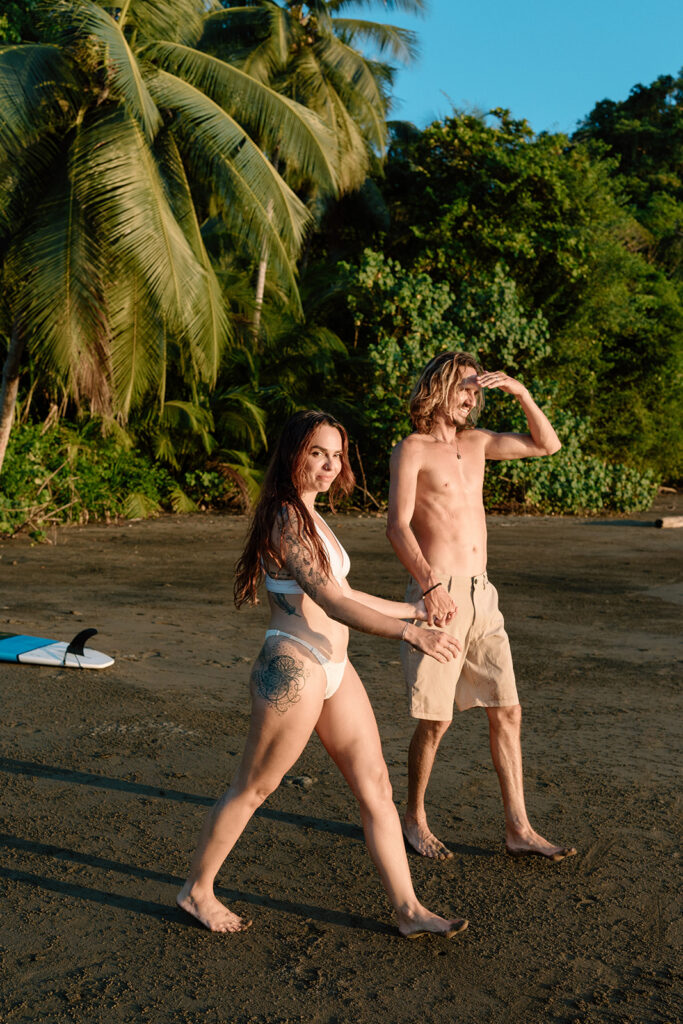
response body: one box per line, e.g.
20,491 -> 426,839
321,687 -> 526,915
282,528 -> 326,601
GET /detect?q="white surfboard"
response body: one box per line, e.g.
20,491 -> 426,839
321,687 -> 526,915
0,628 -> 114,670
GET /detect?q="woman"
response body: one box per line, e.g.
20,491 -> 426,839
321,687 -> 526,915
177,411 -> 466,938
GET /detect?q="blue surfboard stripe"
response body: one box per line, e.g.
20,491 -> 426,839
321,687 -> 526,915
0,635 -> 54,659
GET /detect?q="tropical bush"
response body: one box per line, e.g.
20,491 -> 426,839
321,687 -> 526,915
0,422 -> 179,537
482,391 -> 657,514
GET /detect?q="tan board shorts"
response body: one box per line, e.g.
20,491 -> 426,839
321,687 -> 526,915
401,572 -> 519,720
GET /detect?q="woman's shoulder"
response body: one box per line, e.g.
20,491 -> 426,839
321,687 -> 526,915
275,502 -> 303,534
273,503 -> 311,555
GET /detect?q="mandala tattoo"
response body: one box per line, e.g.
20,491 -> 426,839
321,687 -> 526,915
253,649 -> 306,713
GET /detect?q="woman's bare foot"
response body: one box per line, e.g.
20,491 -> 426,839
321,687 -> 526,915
177,882 -> 252,933
397,905 -> 468,939
402,818 -> 454,860
505,828 -> 577,862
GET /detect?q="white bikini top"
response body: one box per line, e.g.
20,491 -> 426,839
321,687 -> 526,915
264,512 -> 350,594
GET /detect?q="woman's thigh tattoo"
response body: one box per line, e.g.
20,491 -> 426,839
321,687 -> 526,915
252,645 -> 308,713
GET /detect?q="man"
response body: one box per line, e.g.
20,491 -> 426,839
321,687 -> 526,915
387,351 -> 576,862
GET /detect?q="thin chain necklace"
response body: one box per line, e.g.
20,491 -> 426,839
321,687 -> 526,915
433,430 -> 462,459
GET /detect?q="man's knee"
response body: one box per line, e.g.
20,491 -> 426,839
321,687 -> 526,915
487,703 -> 522,733
414,717 -> 451,746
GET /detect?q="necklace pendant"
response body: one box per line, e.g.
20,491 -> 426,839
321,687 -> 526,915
457,453 -> 462,460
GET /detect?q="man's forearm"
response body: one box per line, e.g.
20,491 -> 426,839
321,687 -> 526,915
386,521 -> 438,591
517,389 -> 561,454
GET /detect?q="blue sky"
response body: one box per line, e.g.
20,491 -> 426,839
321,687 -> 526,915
358,0 -> 683,135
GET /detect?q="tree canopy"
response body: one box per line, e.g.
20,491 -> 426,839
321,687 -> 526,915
0,9 -> 679,530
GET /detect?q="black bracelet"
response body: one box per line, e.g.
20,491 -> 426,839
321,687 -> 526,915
422,582 -> 442,597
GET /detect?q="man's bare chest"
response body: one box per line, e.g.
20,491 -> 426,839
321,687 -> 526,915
418,448 -> 485,500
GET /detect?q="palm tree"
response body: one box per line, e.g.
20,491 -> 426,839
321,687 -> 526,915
0,0 -> 342,470
200,1 -> 425,333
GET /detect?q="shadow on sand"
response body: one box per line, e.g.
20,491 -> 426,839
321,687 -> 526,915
0,756 -> 364,839
0,831 -> 393,936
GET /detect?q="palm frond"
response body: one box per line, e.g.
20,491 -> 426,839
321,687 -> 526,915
153,429 -> 179,467
169,484 -> 198,513
0,44 -> 75,156
202,5 -> 262,22
146,69 -> 308,304
123,491 -> 161,518
161,398 -> 215,435
332,19 -> 419,63
0,132 -> 65,241
6,151 -> 110,394
157,398 -> 216,457
242,2 -> 290,75
71,107 -> 206,338
108,271 -> 165,416
327,0 -> 427,14
293,49 -> 370,188
157,131 -> 232,384
214,384 -> 268,448
62,0 -> 161,139
313,45 -> 388,154
146,41 -> 340,194
126,0 -> 215,47
214,449 -> 263,507
313,32 -> 388,117
200,5 -> 279,82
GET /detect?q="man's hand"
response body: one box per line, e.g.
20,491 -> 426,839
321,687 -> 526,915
477,370 -> 527,398
424,585 -> 456,627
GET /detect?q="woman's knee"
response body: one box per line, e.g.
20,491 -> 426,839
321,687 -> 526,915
228,772 -> 281,811
355,761 -> 393,812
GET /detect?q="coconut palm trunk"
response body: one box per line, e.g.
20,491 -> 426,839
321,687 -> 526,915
252,148 -> 280,342
0,322 -> 24,473
252,198 -> 274,342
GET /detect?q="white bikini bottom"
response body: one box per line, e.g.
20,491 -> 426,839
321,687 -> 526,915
265,629 -> 346,699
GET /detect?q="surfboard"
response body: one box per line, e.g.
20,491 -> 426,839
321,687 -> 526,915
0,628 -> 114,670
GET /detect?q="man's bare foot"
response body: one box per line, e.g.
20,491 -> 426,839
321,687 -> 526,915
398,905 -> 468,939
177,882 -> 252,933
505,829 -> 577,862
402,818 -> 454,860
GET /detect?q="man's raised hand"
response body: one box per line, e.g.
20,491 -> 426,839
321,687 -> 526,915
476,370 -> 527,398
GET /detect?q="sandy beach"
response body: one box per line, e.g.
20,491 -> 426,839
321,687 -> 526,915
1,495 -> 681,1024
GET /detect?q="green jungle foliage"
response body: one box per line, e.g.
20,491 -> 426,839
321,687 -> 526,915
0,2 -> 679,529
0,419 -> 259,539
0,1 -> 40,43
0,422 -> 176,539
332,250 -> 657,513
373,110 -> 682,480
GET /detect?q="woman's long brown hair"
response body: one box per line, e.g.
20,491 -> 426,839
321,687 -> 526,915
234,411 -> 355,607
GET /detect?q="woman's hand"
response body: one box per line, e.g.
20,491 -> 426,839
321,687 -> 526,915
404,623 -> 461,663
413,598 -> 428,621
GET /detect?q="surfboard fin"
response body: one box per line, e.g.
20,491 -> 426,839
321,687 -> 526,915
66,628 -> 98,659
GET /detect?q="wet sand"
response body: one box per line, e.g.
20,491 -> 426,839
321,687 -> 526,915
0,496 -> 681,1023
